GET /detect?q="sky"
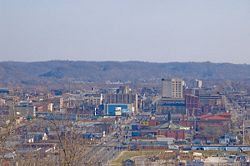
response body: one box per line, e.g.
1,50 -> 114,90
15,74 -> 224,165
0,0 -> 250,64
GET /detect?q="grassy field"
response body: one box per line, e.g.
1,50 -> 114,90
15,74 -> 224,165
108,150 -> 250,166
108,150 -> 166,166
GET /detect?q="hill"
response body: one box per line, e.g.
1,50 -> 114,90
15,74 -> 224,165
0,61 -> 249,85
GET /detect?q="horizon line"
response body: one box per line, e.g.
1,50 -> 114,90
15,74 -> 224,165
0,59 -> 249,65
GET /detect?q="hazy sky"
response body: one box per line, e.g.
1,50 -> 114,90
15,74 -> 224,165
0,0 -> 250,63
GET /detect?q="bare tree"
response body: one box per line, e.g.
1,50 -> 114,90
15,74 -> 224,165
47,119 -> 88,166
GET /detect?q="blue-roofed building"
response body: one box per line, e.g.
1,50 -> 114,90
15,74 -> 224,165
104,103 -> 133,116
157,98 -> 186,114
0,88 -> 9,95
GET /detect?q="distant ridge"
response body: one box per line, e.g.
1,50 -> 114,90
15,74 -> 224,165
0,61 -> 249,85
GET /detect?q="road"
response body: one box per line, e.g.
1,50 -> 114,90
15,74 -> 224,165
81,117 -> 132,166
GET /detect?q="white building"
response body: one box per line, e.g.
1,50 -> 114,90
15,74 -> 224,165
195,79 -> 203,88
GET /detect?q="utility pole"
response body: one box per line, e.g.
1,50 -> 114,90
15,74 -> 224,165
243,112 -> 245,145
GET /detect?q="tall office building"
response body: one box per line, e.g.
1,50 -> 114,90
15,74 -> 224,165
162,78 -> 184,99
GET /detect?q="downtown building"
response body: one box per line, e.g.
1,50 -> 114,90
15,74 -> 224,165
161,78 -> 184,99
104,86 -> 138,116
158,78 -> 186,115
